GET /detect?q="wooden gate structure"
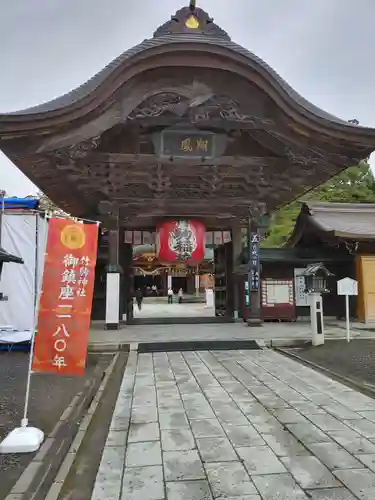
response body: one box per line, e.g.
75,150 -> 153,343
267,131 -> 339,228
1,3 -> 375,327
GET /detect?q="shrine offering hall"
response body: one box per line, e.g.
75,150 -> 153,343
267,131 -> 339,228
1,3 -> 375,328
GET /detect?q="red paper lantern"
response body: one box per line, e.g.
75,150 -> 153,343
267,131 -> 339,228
156,220 -> 205,264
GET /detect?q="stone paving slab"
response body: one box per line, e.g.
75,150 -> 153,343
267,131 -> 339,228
91,349 -> 375,499
308,489 -> 358,500
89,320 -> 368,348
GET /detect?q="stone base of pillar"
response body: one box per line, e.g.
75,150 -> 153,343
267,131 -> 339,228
106,322 -> 120,330
105,271 -> 120,330
247,317 -> 263,327
233,310 -> 243,322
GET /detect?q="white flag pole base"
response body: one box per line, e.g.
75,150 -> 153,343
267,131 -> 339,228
0,426 -> 44,454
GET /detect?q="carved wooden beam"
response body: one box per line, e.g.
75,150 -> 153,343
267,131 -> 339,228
85,153 -> 285,167
126,91 -> 276,128
117,201 -> 263,215
125,116 -> 277,132
46,148 -> 355,223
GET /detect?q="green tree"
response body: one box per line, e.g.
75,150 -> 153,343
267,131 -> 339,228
264,161 -> 375,248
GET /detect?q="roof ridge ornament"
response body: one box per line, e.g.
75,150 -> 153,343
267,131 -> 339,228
153,3 -> 231,40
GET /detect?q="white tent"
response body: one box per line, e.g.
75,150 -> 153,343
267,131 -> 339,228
0,212 -> 48,331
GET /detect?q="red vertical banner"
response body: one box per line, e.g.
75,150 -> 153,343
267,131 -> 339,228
32,218 -> 99,376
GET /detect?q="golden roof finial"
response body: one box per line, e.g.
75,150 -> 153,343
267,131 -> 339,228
186,0 -> 199,29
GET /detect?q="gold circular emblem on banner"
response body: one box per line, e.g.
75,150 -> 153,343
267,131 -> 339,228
60,224 -> 86,249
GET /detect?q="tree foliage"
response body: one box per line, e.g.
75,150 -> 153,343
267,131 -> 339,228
264,161 -> 375,248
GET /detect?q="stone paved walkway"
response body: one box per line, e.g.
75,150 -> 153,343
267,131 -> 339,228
91,349 -> 375,499
133,301 -> 215,319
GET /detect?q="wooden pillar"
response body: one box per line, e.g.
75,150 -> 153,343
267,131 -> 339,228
195,268 -> 200,297
167,273 -> 172,289
105,228 -> 122,330
122,242 -> 134,324
247,219 -> 262,326
116,226 -> 133,323
356,254 -> 365,321
213,241 -> 234,318
225,240 -> 234,318
186,273 -> 194,294
108,229 -> 119,269
162,269 -> 168,294
231,224 -> 243,320
356,255 -> 375,323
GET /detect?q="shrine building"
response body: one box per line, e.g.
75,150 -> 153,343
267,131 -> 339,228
287,202 -> 375,323
1,2 -> 375,328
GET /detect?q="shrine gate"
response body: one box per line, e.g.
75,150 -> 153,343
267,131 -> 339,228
1,3 -> 375,328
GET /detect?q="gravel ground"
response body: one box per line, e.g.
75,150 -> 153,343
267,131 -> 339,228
290,339 -> 375,386
0,350 -> 111,499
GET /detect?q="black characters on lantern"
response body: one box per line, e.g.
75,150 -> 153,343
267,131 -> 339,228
168,221 -> 197,261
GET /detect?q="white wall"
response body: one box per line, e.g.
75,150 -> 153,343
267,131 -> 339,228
0,213 -> 48,330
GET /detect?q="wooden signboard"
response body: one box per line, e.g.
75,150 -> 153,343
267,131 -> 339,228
160,130 -> 215,158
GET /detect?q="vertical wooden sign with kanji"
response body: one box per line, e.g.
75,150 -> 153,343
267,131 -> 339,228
32,218 -> 98,376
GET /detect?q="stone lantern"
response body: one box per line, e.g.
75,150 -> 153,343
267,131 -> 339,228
301,263 -> 334,346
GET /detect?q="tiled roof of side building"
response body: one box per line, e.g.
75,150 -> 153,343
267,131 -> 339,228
304,201 -> 375,237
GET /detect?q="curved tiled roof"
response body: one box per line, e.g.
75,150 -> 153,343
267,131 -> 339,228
2,32 -> 355,128
286,201 -> 375,246
305,201 -> 375,238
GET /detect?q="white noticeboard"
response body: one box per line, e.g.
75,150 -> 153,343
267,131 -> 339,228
294,268 -> 309,307
337,277 -> 358,343
337,277 -> 358,296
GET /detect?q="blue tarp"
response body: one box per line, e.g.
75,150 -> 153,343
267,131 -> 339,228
2,197 -> 39,210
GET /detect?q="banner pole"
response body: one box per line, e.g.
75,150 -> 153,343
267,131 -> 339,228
21,212 -> 40,426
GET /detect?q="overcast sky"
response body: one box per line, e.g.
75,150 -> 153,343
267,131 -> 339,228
1,0 -> 375,196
